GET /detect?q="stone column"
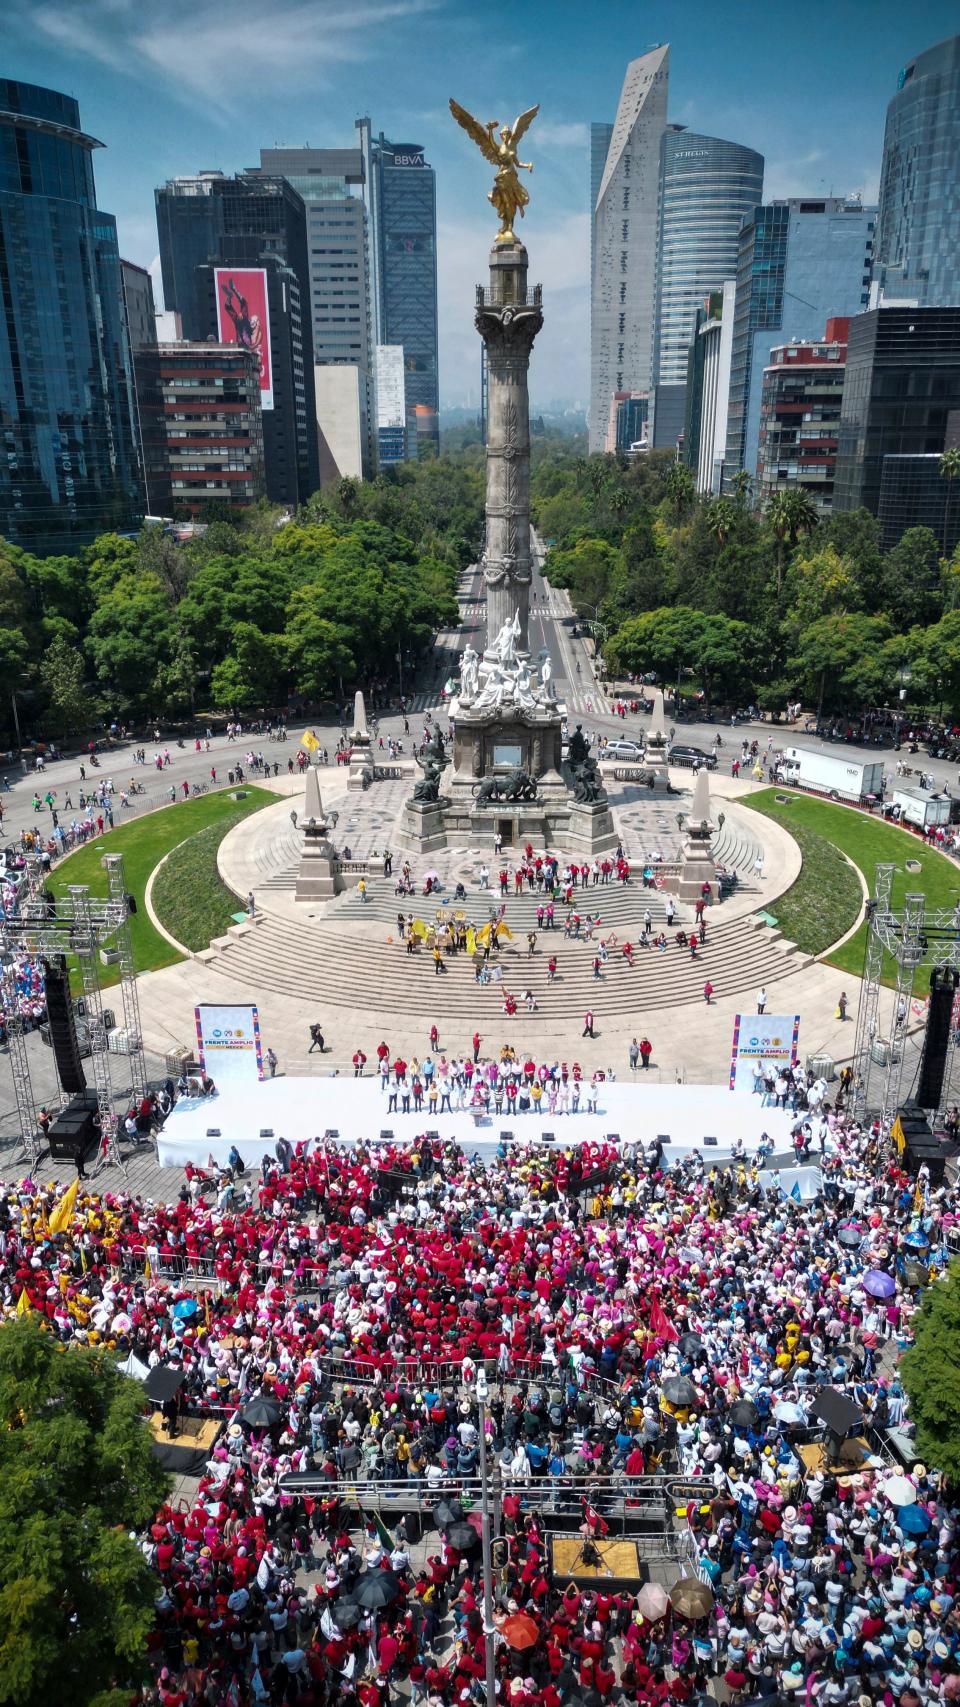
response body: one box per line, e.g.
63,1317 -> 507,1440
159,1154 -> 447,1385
476,241 -> 543,656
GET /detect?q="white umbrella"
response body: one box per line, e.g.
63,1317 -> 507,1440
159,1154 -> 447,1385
773,1400 -> 805,1424
880,1474 -> 916,1506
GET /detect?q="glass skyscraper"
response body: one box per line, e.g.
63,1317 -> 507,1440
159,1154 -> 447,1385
653,127 -> 763,388
875,34 -> 960,307
0,79 -> 142,551
726,198 -> 876,482
357,121 -> 439,456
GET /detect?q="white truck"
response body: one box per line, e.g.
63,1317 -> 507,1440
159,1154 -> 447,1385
775,746 -> 884,803
885,787 -> 952,830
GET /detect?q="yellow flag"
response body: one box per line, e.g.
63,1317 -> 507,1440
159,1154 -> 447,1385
143,1257 -> 151,1280
47,1178 -> 80,1236
300,729 -> 320,753
466,927 -> 477,956
15,1288 -> 31,1316
79,1246 -> 88,1274
496,922 -> 513,942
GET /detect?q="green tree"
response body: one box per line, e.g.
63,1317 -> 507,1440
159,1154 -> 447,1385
608,605 -> 754,706
664,461 -> 695,524
793,610 -> 892,717
874,526 -> 944,631
0,1316 -> 169,1707
766,487 -> 818,594
39,634 -> 91,736
908,609 -> 960,713
211,622 -> 287,709
902,1261 -> 960,1482
85,573 -> 174,711
706,497 -> 736,548
543,537 -> 620,614
940,446 -> 960,558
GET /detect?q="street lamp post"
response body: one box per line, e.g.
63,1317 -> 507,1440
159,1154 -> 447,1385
475,1368 -> 497,1707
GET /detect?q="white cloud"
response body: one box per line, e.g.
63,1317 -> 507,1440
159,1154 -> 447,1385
28,0 -> 441,113
533,120 -> 590,150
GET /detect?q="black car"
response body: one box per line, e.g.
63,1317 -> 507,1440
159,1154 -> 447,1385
668,744 -> 717,770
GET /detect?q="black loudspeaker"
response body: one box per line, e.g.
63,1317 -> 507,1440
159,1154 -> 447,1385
917,965 -> 959,1111
47,1093 -> 98,1161
42,956 -> 86,1094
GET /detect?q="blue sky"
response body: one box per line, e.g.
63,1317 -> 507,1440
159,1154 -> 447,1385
6,0 -> 958,410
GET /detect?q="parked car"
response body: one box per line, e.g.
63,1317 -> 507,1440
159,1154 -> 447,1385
668,743 -> 717,770
603,738 -> 646,761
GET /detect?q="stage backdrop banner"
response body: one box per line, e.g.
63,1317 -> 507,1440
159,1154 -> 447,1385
729,1013 -> 800,1091
195,1004 -> 263,1086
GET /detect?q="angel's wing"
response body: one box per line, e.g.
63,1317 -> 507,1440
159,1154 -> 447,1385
449,99 -> 500,165
509,105 -> 540,146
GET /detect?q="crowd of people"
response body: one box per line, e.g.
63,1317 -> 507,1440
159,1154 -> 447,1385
2,1083 -> 958,1707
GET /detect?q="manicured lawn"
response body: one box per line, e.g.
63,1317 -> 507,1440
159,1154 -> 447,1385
49,788 -> 273,984
746,788 -> 960,990
741,805 -> 862,957
152,817 -> 256,952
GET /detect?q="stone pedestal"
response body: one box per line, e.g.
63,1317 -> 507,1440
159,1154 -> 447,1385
566,801 -> 620,855
676,766 -> 716,905
346,741 -> 372,792
397,799 -> 448,853
295,767 -> 342,901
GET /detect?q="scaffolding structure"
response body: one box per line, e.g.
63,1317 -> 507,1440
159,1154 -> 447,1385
0,852 -> 147,1152
851,862 -> 960,1129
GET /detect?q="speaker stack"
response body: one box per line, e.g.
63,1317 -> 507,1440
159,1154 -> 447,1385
47,1090 -> 99,1163
42,956 -> 87,1095
893,1102 -> 949,1185
916,965 -> 959,1113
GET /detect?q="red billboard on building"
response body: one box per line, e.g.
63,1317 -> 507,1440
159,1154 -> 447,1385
214,268 -> 273,410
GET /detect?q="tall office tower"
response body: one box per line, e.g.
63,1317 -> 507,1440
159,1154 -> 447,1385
257,147 -> 376,479
590,122 -> 614,281
357,121 -> 439,457
589,45 -> 669,452
875,34 -> 960,306
833,306 -> 960,553
651,127 -> 763,449
375,345 -> 407,467
120,260 -> 157,353
155,171 -> 318,505
0,79 -> 142,551
725,198 -> 876,483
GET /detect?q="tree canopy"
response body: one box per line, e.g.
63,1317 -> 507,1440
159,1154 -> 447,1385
901,1262 -> 960,1483
0,453 -> 469,737
0,1316 -> 169,1707
530,446 -> 960,717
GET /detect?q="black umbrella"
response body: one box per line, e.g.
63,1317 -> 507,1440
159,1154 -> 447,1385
678,1332 -> 705,1359
662,1375 -> 697,1407
352,1569 -> 401,1610
446,1521 -> 480,1552
240,1395 -> 282,1429
144,1365 -> 184,1404
729,1399 -> 759,1430
332,1598 -> 361,1629
432,1497 -> 464,1530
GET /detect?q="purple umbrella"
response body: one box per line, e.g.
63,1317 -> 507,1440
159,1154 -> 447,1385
863,1269 -> 896,1299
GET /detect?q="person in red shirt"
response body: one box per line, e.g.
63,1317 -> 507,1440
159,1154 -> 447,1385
472,1031 -> 482,1062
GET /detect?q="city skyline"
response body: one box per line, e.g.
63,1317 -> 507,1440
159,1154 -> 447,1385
6,0 -> 960,411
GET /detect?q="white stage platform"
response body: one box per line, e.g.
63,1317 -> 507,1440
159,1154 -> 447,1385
156,1077 -> 793,1168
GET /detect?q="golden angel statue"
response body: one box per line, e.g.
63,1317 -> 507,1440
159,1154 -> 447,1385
449,99 -> 539,245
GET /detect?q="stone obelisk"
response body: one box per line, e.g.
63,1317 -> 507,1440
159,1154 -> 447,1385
476,243 -> 543,656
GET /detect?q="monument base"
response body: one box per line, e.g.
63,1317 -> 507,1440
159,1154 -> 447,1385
676,836 -> 717,905
397,799 -> 449,853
